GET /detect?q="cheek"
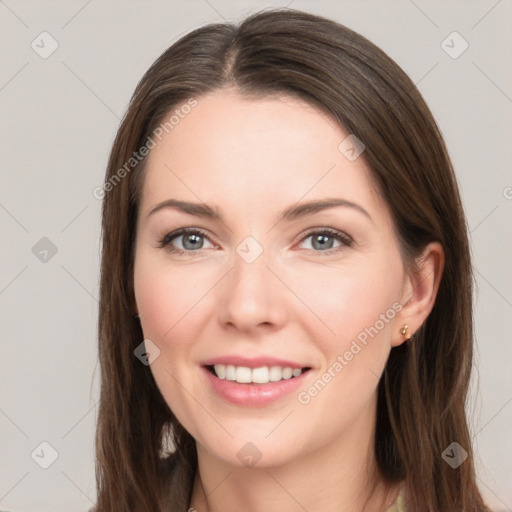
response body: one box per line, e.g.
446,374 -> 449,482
134,252 -> 211,345
291,254 -> 403,348
133,256 -> 214,432
291,259 -> 402,426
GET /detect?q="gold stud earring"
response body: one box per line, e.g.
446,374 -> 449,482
400,324 -> 411,340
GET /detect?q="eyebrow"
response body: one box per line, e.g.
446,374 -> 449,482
146,197 -> 372,224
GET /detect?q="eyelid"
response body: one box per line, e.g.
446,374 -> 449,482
295,226 -> 353,246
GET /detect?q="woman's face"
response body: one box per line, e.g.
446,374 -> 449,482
133,89 -> 410,468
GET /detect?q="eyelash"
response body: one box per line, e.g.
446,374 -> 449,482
156,227 -> 353,256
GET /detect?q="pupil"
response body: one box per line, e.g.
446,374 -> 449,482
313,234 -> 333,250
184,233 -> 202,250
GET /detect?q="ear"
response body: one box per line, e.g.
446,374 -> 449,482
392,242 -> 445,347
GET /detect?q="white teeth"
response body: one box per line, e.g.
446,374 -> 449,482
252,367 -> 269,384
269,366 -> 282,382
214,364 -> 225,379
282,367 -> 293,379
212,364 -> 305,383
235,366 -> 252,383
226,365 -> 236,381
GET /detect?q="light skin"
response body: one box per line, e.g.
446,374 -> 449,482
133,88 -> 444,512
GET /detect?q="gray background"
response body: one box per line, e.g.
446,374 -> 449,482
1,1 -> 511,511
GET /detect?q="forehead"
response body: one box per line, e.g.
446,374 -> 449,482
139,89 -> 381,219
149,89 -> 345,158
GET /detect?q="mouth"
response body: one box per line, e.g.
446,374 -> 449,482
204,364 -> 312,384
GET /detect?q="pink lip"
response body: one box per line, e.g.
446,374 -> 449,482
201,366 -> 311,407
201,355 -> 308,369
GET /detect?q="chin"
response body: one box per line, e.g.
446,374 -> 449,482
193,431 -> 301,469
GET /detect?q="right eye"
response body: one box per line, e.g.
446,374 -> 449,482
157,228 -> 215,255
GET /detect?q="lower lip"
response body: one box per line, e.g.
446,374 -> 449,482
202,367 -> 310,407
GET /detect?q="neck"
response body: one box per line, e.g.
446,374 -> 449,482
188,395 -> 401,512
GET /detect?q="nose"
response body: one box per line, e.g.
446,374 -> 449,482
216,247 -> 288,334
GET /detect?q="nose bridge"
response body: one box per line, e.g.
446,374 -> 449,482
217,239 -> 287,330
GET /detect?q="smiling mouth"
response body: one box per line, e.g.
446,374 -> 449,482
204,364 -> 312,385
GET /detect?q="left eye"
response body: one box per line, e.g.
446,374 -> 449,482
297,228 -> 352,252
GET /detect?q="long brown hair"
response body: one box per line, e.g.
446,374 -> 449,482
94,8 -> 490,511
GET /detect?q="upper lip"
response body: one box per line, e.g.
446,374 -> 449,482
201,355 -> 310,370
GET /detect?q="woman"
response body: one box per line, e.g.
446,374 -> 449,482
94,8 -> 491,512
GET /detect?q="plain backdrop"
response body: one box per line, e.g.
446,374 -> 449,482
1,1 -> 511,511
